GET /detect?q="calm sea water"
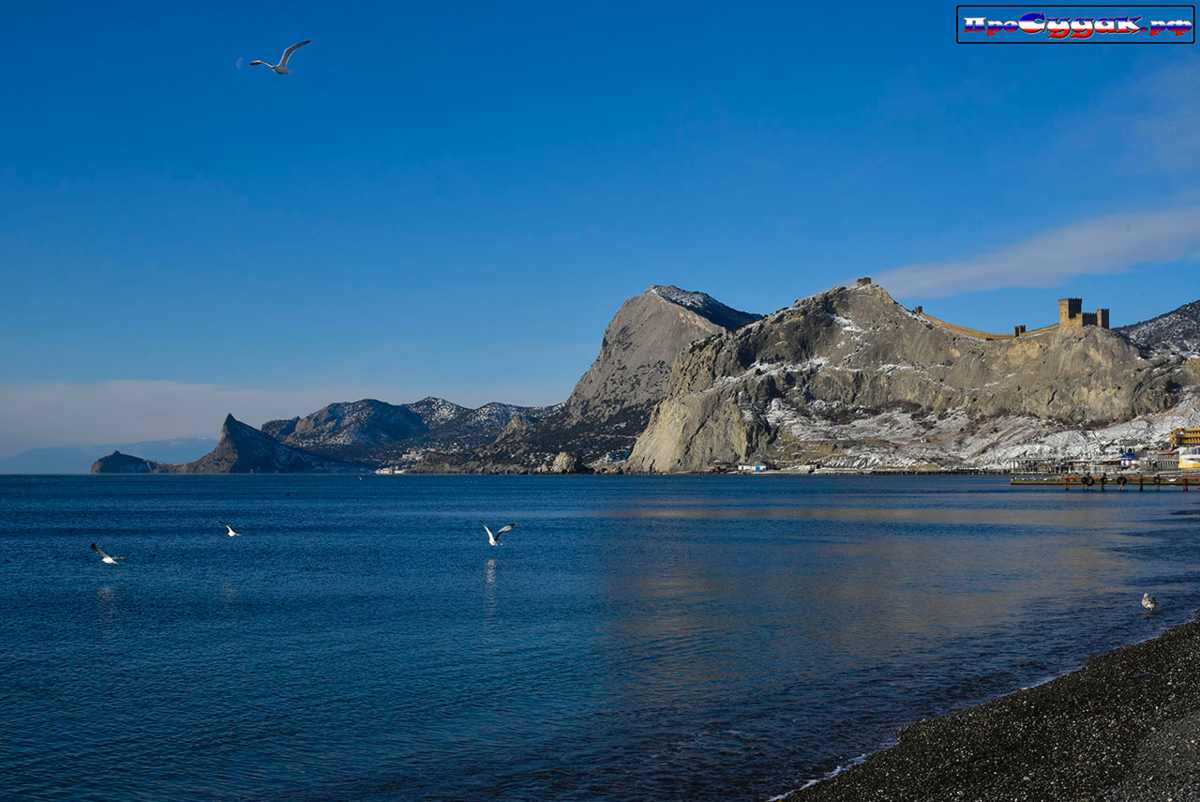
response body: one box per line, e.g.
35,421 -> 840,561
2,475 -> 1199,801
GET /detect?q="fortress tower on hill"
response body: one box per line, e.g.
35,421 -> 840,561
1058,298 -> 1110,329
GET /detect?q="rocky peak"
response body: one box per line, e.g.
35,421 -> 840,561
408,284 -> 759,470
182,414 -> 334,474
407,397 -> 470,427
648,285 -> 761,331
556,284 -> 761,430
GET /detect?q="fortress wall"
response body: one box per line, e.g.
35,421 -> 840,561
918,314 -> 1063,341
918,296 -> 1104,342
917,312 -> 1014,341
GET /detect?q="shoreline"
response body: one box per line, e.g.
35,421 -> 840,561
790,615 -> 1200,801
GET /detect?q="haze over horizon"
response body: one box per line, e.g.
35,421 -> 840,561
3,2 -> 1199,457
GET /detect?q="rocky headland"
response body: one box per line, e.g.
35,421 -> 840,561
93,282 -> 1200,475
93,415 -> 352,474
628,282 -> 1192,473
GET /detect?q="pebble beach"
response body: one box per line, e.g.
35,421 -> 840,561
796,616 -> 1200,801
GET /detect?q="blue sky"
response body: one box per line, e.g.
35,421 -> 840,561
2,2 -> 1199,455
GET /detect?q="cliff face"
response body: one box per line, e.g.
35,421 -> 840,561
501,285 -> 760,460
1118,300 -> 1200,357
408,285 -> 760,472
559,285 -> 760,429
627,283 -> 1190,473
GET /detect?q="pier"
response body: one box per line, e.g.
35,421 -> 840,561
1011,474 -> 1196,490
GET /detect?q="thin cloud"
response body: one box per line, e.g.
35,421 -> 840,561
1119,60 -> 1200,169
873,205 -> 1200,298
0,381 -> 402,458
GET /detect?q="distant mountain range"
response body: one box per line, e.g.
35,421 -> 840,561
91,287 -> 1200,475
261,397 -> 558,463
0,437 -> 216,474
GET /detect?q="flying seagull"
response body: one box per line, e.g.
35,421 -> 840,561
219,521 -> 241,538
481,521 -> 515,547
250,40 -> 311,74
91,543 -> 124,565
1143,592 -> 1158,611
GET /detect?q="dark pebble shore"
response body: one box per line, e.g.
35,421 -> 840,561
795,616 -> 1200,802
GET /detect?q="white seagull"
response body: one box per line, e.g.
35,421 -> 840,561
481,520 -> 515,547
91,543 -> 124,565
219,521 -> 241,538
250,40 -> 311,75
1143,592 -> 1158,611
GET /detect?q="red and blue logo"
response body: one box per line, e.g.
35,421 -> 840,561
958,5 -> 1195,42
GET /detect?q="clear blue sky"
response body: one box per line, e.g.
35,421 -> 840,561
2,2 -> 1199,455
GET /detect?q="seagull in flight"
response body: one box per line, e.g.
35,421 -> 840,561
219,521 -> 241,538
91,543 -> 125,565
481,521 -> 515,547
250,40 -> 311,74
1143,592 -> 1158,611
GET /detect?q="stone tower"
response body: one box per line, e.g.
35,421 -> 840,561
1057,297 -> 1109,330
1058,297 -> 1083,328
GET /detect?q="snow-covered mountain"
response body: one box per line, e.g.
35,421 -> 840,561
261,397 -> 555,463
1117,300 -> 1200,357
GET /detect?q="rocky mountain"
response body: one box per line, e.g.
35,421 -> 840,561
628,282 -> 1192,473
92,415 -> 350,474
261,397 -> 555,464
418,285 -> 760,471
1117,300 -> 1200,357
550,285 -> 759,441
263,399 -> 432,457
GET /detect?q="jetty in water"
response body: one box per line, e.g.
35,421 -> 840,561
1011,474 -> 1197,490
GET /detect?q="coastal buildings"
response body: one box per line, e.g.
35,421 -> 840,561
1170,427 -> 1200,448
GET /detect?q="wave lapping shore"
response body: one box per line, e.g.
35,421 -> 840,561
796,617 -> 1200,801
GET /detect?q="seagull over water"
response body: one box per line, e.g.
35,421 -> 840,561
91,543 -> 124,565
1143,592 -> 1158,611
219,521 -> 241,538
250,40 -> 311,74
481,521 -> 515,547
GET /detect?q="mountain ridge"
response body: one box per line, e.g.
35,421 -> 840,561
627,282 -> 1191,472
1117,299 -> 1200,357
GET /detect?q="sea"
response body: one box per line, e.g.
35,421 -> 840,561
2,474 -> 1198,801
